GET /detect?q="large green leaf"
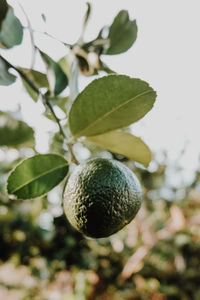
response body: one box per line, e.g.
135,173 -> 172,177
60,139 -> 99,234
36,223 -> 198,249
0,57 -> 16,86
7,154 -> 69,199
69,75 -> 156,137
87,131 -> 152,167
0,6 -> 23,48
0,111 -> 34,147
40,51 -> 68,95
0,0 -> 8,30
105,10 -> 137,55
19,68 -> 49,101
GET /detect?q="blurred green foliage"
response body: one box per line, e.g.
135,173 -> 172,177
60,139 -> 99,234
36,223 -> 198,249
1,147 -> 200,299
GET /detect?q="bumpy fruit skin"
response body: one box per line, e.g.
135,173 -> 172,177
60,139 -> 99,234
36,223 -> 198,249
63,158 -> 142,238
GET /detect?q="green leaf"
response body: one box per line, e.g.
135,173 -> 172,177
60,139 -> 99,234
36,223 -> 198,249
50,132 -> 65,155
19,68 -> 49,101
87,131 -> 152,167
69,75 -> 156,137
0,0 -> 8,30
21,79 -> 38,101
82,10 -> 137,56
44,96 -> 68,120
39,50 -> 68,95
7,154 -> 69,199
49,96 -> 69,112
21,68 -> 49,88
106,10 -> 137,55
0,6 -> 23,48
0,111 -> 34,147
0,57 -> 16,86
58,56 -> 70,77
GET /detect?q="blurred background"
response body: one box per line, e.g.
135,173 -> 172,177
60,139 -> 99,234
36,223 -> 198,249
0,0 -> 200,299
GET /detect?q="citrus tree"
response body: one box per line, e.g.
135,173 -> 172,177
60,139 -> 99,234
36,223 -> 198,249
0,1 -> 157,237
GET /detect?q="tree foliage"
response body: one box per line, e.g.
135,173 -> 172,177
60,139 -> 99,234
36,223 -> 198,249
0,1 -> 156,201
2,2 -> 199,299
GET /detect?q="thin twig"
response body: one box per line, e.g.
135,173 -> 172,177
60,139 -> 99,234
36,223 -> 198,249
45,100 -> 66,138
0,55 -> 79,164
100,60 -> 116,74
67,143 -> 79,165
16,1 -> 37,68
23,27 -> 72,48
1,56 -> 39,93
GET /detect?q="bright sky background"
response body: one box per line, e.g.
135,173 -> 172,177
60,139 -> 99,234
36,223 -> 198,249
1,0 -> 200,185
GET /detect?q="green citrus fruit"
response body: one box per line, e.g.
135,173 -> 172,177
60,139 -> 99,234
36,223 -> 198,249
63,158 -> 142,238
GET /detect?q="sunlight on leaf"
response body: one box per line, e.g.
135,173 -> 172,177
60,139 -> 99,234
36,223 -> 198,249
69,75 -> 156,137
87,131 -> 152,167
7,154 -> 69,199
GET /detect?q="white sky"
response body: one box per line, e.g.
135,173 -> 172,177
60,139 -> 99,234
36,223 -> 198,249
1,0 -> 200,181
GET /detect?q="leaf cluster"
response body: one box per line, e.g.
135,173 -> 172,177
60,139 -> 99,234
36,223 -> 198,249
0,3 -> 156,211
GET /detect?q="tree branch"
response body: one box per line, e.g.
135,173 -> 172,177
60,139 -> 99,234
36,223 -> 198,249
0,55 -> 79,164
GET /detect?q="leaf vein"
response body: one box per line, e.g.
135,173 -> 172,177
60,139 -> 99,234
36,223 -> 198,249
75,89 -> 154,137
10,164 -> 67,194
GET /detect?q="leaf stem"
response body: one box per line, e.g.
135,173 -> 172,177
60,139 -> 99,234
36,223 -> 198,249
0,55 -> 79,164
67,143 -> 79,165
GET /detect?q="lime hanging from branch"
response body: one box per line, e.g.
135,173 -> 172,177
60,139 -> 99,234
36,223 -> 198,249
63,158 -> 142,238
